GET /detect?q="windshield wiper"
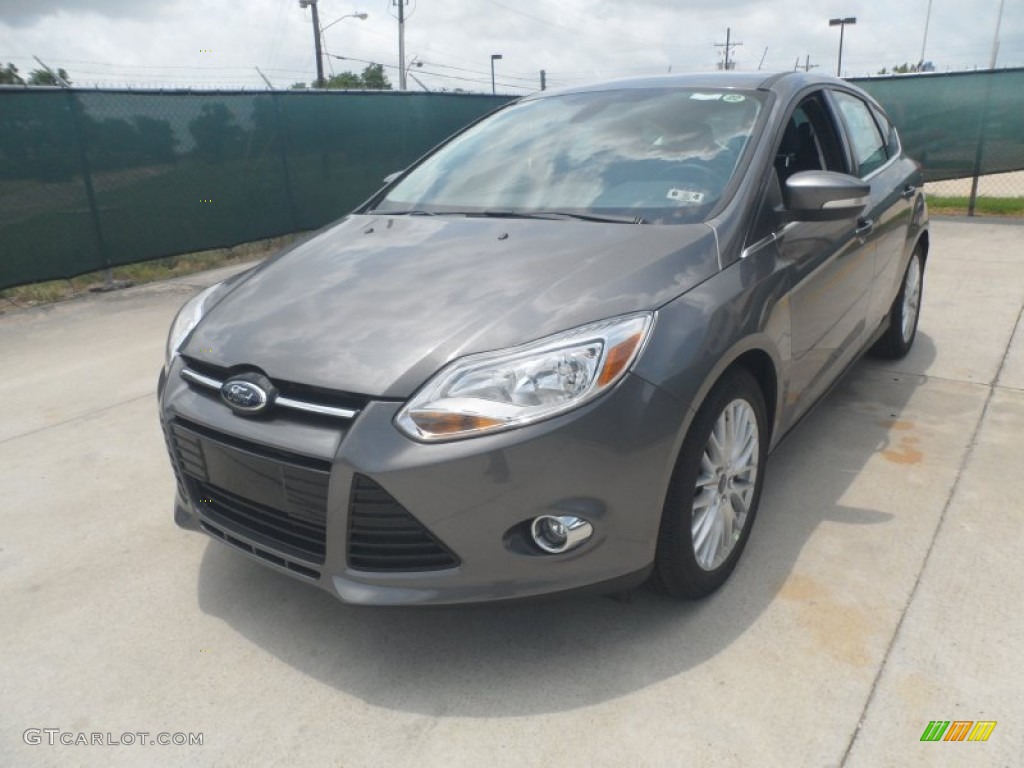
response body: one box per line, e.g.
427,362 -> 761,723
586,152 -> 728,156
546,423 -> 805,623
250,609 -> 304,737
471,210 -> 646,224
366,209 -> 445,216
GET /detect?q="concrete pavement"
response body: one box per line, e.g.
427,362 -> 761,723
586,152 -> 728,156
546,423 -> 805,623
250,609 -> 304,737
0,218 -> 1021,767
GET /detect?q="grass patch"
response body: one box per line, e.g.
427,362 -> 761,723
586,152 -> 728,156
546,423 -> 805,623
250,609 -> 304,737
0,233 -> 302,311
926,195 -> 1024,216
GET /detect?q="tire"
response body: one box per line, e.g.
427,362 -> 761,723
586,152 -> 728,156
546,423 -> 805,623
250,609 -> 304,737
651,367 -> 769,599
870,245 -> 924,360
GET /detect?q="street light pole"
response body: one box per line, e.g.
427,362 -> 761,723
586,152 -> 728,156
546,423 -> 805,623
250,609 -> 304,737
320,10 -> 368,81
300,2 -> 367,88
491,54 -> 503,95
829,17 -> 856,77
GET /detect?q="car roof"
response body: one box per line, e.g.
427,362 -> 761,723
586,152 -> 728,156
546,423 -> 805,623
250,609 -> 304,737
536,71 -> 851,100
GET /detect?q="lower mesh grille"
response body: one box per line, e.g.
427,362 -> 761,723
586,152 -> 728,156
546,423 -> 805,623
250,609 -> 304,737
347,474 -> 459,572
191,479 -> 326,565
201,521 -> 321,580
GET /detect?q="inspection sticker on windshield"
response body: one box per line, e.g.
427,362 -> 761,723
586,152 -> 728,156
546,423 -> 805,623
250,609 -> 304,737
667,188 -> 705,204
723,94 -> 746,103
690,93 -> 722,101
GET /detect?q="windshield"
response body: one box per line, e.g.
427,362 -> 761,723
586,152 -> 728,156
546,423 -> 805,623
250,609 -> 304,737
372,87 -> 765,225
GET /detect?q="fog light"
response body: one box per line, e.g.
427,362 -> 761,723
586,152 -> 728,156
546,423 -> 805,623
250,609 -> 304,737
530,515 -> 593,554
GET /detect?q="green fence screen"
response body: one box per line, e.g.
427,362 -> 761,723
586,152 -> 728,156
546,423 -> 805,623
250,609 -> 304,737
852,68 -> 1024,183
0,89 -> 508,289
2,70 -> 1023,290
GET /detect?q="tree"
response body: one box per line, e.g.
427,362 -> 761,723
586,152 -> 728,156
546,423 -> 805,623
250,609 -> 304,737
324,71 -> 363,89
360,64 -> 391,90
289,82 -> 308,90
0,63 -> 24,84
27,67 -> 71,86
322,64 -> 392,91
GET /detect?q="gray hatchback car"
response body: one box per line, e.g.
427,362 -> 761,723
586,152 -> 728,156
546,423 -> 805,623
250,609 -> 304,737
158,71 -> 928,605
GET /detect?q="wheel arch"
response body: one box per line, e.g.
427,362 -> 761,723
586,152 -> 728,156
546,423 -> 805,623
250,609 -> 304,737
724,348 -> 779,439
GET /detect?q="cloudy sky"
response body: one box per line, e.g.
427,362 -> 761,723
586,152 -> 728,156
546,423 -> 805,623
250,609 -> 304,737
0,0 -> 1021,92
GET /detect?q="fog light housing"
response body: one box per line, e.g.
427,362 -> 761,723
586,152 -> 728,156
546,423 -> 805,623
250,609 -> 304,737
530,515 -> 593,554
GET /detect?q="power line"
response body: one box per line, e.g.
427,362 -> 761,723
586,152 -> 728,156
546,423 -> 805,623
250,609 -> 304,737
326,54 -> 531,91
417,59 -> 538,83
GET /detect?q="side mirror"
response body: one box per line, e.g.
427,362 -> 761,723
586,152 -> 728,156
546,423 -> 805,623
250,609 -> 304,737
778,171 -> 869,222
382,170 -> 404,185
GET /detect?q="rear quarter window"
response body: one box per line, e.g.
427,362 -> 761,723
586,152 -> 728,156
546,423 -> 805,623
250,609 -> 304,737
870,105 -> 901,158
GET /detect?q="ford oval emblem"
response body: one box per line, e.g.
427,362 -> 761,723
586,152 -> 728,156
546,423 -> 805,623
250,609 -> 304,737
221,379 -> 269,414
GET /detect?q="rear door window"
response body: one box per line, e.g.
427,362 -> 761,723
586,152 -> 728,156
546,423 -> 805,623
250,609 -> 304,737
832,91 -> 888,177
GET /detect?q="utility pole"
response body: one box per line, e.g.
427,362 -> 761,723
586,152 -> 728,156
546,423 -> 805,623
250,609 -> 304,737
919,0 -> 933,67
397,0 -> 407,90
987,0 -> 1003,69
540,69 -> 547,91
255,67 -> 275,89
32,55 -> 71,87
715,28 -> 742,70
803,55 -> 818,73
310,2 -> 325,87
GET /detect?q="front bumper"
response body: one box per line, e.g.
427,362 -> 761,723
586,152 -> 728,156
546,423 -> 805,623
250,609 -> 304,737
159,358 -> 686,605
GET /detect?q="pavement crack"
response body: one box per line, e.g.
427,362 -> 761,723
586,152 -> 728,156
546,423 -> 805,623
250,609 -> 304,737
0,393 -> 154,445
838,300 -> 1023,766
994,300 -> 1024,390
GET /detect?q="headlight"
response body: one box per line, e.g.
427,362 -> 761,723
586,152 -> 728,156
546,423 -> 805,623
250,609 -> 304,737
164,283 -> 222,367
395,312 -> 654,441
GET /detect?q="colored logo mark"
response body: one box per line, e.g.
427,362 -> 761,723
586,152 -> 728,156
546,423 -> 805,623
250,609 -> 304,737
920,720 -> 996,742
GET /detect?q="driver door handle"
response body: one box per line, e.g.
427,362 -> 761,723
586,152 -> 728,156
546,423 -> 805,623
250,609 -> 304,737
854,219 -> 875,240
900,184 -> 917,200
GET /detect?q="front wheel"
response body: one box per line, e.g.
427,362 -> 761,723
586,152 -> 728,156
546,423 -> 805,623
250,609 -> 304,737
870,246 -> 924,359
651,368 -> 769,599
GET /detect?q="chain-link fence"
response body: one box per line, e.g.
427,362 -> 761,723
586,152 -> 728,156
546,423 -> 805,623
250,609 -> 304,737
0,88 -> 508,290
2,70 -> 1023,290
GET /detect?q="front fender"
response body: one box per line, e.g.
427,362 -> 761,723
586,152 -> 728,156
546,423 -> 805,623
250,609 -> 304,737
633,248 -> 792,492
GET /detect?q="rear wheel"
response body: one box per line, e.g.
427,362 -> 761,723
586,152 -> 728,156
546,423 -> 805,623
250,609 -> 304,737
870,246 -> 924,359
651,368 -> 768,599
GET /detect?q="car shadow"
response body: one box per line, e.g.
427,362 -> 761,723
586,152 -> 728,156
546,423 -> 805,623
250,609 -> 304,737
195,331 -> 937,717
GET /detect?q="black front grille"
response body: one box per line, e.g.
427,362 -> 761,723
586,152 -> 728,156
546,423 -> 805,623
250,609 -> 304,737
167,421 -> 330,566
347,475 -> 459,572
191,479 -> 327,565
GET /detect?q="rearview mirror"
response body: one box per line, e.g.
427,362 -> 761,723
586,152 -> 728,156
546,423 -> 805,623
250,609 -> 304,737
382,170 -> 404,185
778,171 -> 869,222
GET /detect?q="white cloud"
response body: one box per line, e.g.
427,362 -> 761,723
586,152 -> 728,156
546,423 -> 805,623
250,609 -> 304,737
0,0 -> 1020,90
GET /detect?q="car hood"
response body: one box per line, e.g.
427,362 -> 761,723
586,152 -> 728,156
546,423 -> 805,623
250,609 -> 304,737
185,214 -> 719,398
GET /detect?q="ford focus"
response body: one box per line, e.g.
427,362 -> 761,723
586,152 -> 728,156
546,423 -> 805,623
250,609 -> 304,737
158,71 -> 928,605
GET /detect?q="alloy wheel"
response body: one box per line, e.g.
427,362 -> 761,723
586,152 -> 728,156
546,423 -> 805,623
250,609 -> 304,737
691,398 -> 760,571
901,253 -> 923,344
